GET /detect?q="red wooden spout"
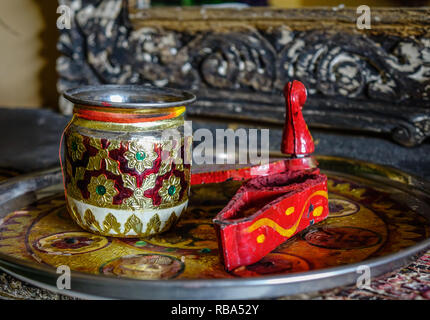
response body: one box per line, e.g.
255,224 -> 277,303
281,80 -> 315,156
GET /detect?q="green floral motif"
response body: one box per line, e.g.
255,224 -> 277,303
124,142 -> 158,173
135,151 -> 146,161
67,134 -> 86,162
159,175 -> 181,204
96,185 -> 106,195
168,185 -> 176,196
88,175 -> 118,206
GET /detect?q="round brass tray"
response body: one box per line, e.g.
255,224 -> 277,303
0,155 -> 429,299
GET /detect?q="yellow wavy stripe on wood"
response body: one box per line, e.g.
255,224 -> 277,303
247,190 -> 328,238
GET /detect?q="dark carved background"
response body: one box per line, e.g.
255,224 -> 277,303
57,0 -> 430,146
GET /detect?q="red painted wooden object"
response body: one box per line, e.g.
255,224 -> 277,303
213,169 -> 328,270
212,80 -> 329,271
281,80 -> 314,156
190,157 -> 317,185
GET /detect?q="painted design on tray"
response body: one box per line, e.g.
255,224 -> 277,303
328,199 -> 360,217
34,232 -> 110,255
0,176 -> 429,281
144,221 -> 219,251
100,254 -> 184,280
303,226 -> 382,250
232,253 -> 311,277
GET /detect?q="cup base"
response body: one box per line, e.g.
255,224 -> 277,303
66,196 -> 188,237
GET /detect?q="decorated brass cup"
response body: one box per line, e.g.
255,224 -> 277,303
62,85 -> 195,237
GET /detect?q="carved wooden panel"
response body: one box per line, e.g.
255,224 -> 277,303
57,0 -> 430,146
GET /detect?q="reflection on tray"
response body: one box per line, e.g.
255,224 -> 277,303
0,173 -> 429,281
